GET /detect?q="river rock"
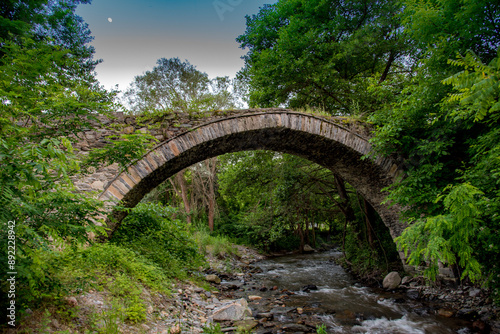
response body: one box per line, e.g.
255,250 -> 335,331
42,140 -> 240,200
256,312 -> 273,319
64,296 -> 78,307
469,288 -> 481,298
248,295 -> 262,301
233,319 -> 259,331
281,323 -> 310,331
472,320 -> 488,332
212,298 -> 252,321
401,276 -> 412,285
303,244 -> 315,253
206,274 -> 221,284
270,307 -> 295,314
437,308 -> 454,318
169,324 -> 181,334
221,280 -> 243,289
302,284 -> 318,292
406,289 -> 420,299
383,272 -> 402,290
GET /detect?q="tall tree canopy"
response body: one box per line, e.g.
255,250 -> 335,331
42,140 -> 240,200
370,0 -> 500,288
124,57 -> 238,115
237,0 -> 407,115
0,0 -> 114,304
237,0 -> 500,298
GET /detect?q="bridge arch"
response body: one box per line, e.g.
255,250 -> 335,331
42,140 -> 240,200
99,111 -> 405,244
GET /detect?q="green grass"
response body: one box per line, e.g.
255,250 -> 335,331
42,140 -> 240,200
194,230 -> 240,259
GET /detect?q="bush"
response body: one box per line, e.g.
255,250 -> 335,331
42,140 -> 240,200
112,203 -> 205,278
195,230 -> 239,259
56,243 -> 171,293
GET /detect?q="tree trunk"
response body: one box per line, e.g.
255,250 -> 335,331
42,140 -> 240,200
175,170 -> 191,225
311,218 -> 316,248
297,208 -> 304,253
205,158 -> 217,232
333,174 -> 356,223
363,198 -> 375,249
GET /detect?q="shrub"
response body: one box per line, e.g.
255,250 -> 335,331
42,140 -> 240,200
195,230 -> 239,259
112,203 -> 205,277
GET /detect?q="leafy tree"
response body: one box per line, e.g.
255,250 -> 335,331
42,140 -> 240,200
1,0 -> 97,71
368,0 -> 500,295
235,0 -> 500,294
124,57 -> 238,115
142,158 -> 219,231
237,0 -> 407,115
216,150 -> 399,268
0,0 -> 115,306
112,203 -> 205,278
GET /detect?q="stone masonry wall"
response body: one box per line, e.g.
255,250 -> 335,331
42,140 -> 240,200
72,108 -> 378,194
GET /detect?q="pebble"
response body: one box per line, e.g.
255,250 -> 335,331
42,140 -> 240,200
437,309 -> 454,318
248,295 -> 262,301
469,288 -> 481,298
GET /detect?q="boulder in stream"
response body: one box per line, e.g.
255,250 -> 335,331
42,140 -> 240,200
383,272 -> 401,290
233,319 -> 259,331
303,244 -> 315,253
211,298 -> 252,321
302,284 -> 318,292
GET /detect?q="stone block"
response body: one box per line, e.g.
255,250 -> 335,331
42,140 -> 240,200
91,181 -> 105,191
123,126 -> 135,134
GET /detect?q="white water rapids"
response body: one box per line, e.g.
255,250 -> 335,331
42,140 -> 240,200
251,250 -> 471,333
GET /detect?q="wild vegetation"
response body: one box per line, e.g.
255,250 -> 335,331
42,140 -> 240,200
236,0 -> 500,297
1,0 -> 499,331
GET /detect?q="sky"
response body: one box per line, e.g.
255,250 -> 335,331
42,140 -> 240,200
76,0 -> 272,92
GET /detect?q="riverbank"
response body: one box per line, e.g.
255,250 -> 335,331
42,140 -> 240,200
335,249 -> 500,334
6,244 -> 499,333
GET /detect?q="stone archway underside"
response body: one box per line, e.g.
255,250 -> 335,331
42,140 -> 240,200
97,111 -> 405,245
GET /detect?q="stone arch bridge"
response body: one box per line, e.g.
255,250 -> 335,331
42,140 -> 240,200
75,108 -> 405,248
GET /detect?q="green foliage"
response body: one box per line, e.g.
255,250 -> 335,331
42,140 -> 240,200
0,0 -> 120,311
124,57 -> 238,115
443,50 -> 500,123
0,241 -> 171,316
84,132 -> 158,171
397,184 -> 484,281
96,302 -> 125,334
401,0 -> 500,65
217,151 -> 311,250
367,0 -> 500,297
316,324 -> 328,334
56,243 -> 171,293
0,40 -> 112,308
112,203 -> 205,278
202,322 -> 223,334
237,0 -> 406,115
194,230 -> 239,259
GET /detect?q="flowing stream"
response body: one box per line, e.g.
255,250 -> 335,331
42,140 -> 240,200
232,250 -> 472,333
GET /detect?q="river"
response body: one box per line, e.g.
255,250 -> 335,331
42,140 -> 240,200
229,249 -> 473,333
